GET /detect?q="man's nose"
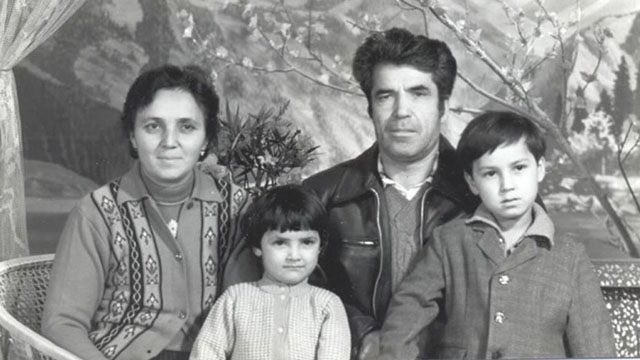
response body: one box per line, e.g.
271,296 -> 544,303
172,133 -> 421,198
395,92 -> 410,118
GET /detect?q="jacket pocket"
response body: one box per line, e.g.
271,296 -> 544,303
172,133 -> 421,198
342,238 -> 377,246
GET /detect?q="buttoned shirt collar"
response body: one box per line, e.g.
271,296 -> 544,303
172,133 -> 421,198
115,161 -> 223,205
465,202 -> 554,248
377,155 -> 437,200
257,277 -> 312,297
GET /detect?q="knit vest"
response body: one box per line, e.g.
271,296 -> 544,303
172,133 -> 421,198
384,185 -> 426,292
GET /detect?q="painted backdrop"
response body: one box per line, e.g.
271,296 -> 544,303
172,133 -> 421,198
16,0 -> 640,258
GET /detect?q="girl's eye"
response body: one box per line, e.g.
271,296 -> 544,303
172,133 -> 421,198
302,238 -> 318,246
272,240 -> 286,246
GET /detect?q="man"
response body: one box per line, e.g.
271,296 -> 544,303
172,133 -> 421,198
303,28 -> 477,358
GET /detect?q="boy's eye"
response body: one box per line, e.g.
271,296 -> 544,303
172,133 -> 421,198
514,164 -> 527,171
482,170 -> 496,178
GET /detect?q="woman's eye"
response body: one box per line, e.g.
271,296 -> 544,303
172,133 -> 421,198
144,123 -> 159,131
181,124 -> 196,132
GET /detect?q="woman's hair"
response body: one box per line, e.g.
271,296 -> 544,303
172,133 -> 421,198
243,185 -> 329,250
457,111 -> 547,176
121,64 -> 220,160
352,27 -> 457,116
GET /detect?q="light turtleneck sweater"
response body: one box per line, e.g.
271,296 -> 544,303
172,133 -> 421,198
140,166 -> 195,237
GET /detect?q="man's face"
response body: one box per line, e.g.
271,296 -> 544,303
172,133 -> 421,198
370,64 -> 445,164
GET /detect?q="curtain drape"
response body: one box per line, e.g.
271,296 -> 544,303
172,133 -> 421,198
0,0 -> 86,260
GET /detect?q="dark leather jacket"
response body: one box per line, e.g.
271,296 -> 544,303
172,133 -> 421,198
303,137 -> 477,347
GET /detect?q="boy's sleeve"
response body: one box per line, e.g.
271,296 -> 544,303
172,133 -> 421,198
317,294 -> 352,360
190,288 -> 236,360
379,226 -> 447,360
565,244 -> 617,357
41,205 -> 110,360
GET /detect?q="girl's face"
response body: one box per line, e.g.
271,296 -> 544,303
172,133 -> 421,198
253,229 -> 320,286
130,88 -> 208,185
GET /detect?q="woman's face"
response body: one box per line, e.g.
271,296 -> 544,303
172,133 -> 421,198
130,88 -> 207,185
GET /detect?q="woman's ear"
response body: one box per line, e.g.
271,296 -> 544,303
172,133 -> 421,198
129,132 -> 137,150
252,247 -> 262,257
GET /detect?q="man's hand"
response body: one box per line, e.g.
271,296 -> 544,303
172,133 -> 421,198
357,330 -> 380,360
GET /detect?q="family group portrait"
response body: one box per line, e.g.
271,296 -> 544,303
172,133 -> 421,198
1,0 -> 639,359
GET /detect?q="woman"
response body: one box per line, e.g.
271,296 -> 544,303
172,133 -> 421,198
42,65 -> 253,360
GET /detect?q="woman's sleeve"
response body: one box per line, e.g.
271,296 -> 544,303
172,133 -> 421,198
317,294 -> 351,360
190,288 -> 236,360
41,203 -> 110,360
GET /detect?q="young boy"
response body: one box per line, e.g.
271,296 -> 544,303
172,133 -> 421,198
190,185 -> 351,360
379,111 -> 615,359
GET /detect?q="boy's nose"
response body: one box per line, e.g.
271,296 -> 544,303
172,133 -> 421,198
500,174 -> 515,192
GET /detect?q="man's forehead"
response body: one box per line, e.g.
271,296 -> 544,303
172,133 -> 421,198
371,63 -> 436,89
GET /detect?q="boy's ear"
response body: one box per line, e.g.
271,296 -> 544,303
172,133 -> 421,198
252,247 -> 262,257
464,171 -> 479,195
536,157 -> 546,183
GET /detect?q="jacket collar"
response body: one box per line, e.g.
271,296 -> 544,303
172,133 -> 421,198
331,136 -> 476,211
466,202 -> 555,247
115,161 -> 223,205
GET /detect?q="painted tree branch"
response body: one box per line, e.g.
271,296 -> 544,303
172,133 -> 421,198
425,2 -> 640,257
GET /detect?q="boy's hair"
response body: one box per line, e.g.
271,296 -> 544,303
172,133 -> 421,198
243,185 -> 329,250
121,64 -> 220,160
457,111 -> 546,175
352,27 -> 457,116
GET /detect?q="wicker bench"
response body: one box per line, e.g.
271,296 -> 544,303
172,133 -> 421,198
0,255 -> 638,359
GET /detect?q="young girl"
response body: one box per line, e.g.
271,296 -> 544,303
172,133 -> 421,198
190,185 -> 351,360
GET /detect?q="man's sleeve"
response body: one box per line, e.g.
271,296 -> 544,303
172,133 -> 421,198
379,227 -> 446,360
564,244 -> 617,357
41,205 -> 110,360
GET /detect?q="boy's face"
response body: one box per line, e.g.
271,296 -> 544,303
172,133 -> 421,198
464,137 -> 545,230
253,229 -> 320,286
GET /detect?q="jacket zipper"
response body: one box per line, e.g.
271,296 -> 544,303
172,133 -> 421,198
418,188 -> 431,250
370,188 -> 383,320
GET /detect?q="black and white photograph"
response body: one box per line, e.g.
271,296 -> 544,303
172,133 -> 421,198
0,0 -> 639,359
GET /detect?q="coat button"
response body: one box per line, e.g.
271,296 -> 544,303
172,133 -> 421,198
492,350 -> 503,359
186,202 -> 194,210
179,311 -> 187,320
494,312 -> 505,324
277,327 -> 284,334
498,274 -> 510,285
175,253 -> 183,261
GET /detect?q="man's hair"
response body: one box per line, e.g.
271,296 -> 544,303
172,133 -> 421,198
243,185 -> 329,250
121,64 -> 220,160
457,111 -> 546,175
352,27 -> 457,114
